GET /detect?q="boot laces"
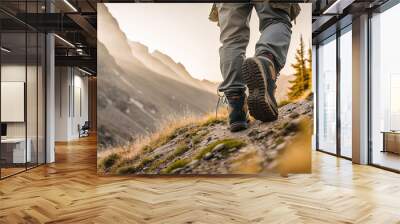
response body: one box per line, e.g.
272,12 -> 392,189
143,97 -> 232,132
216,90 -> 228,119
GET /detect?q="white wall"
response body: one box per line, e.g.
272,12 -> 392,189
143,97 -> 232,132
55,66 -> 70,141
72,73 -> 89,138
55,67 -> 89,141
1,65 -> 26,138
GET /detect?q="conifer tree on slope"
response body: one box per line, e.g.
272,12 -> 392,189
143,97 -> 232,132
306,46 -> 312,90
288,36 -> 311,101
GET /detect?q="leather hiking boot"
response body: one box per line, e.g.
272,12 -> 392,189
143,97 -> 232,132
241,56 -> 278,122
225,91 -> 249,132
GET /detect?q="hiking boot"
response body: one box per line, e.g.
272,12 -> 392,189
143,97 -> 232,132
225,91 -> 249,132
241,56 -> 278,122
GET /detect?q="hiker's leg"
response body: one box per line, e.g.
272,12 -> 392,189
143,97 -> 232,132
254,3 -> 292,73
239,3 -> 292,122
217,3 -> 252,93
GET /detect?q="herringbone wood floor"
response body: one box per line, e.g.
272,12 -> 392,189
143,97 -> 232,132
1,135 -> 400,224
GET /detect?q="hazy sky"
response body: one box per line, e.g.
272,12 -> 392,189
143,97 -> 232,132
106,3 -> 311,82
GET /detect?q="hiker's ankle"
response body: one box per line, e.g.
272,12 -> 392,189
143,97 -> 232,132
225,91 -> 248,132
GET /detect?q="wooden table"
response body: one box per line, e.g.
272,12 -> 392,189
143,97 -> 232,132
381,131 -> 400,154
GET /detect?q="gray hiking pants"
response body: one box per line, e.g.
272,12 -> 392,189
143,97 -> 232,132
217,3 -> 292,93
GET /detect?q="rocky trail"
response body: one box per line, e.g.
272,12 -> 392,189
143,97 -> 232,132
98,95 -> 313,175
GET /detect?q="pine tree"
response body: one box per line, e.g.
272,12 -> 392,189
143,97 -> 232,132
306,47 -> 312,90
287,36 -> 312,101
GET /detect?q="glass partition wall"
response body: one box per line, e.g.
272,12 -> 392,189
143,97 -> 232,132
0,31 -> 27,177
0,3 -> 46,179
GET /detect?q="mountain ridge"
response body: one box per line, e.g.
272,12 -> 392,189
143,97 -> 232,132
97,4 -> 145,71
129,41 -> 219,93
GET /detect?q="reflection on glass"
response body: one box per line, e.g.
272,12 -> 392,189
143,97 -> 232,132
340,29 -> 352,158
371,4 -> 400,171
318,37 -> 337,154
1,32 -> 27,177
390,75 -> 400,130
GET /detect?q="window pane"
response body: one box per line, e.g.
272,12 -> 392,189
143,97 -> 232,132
371,4 -> 400,171
318,36 -> 337,154
340,28 -> 352,158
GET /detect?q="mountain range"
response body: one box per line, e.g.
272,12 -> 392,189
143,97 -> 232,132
97,4 -> 219,148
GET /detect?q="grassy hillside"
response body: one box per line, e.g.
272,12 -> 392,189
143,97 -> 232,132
98,95 -> 313,175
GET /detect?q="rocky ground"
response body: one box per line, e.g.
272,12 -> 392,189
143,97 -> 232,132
98,94 -> 313,175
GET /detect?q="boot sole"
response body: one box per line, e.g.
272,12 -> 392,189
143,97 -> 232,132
242,58 -> 278,122
230,122 -> 248,132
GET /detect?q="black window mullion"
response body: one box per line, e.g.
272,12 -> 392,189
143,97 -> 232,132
315,44 -> 320,151
25,0 -> 28,171
73,68 -> 75,118
367,10 -> 373,165
44,31 -> 47,164
36,0 -> 39,168
336,27 -> 341,157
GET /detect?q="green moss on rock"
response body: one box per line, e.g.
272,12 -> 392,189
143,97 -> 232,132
116,166 -> 137,175
195,139 -> 246,160
161,159 -> 190,174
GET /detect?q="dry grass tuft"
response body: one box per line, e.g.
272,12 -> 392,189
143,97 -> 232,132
98,109 -> 229,171
278,90 -> 313,108
278,99 -> 292,108
98,153 -> 120,171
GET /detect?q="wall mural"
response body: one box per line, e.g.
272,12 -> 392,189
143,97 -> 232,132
97,3 -> 313,175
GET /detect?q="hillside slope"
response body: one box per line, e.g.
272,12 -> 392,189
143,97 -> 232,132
98,95 -> 313,175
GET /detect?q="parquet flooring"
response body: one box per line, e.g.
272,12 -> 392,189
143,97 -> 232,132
1,135 -> 399,224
